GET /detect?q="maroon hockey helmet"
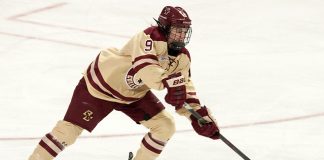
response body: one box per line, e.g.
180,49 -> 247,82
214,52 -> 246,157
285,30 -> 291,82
155,6 -> 192,51
158,6 -> 191,28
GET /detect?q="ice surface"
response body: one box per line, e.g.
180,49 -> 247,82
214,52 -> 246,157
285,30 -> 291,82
1,0 -> 324,159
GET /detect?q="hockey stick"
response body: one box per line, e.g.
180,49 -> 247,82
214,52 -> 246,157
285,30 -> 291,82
183,103 -> 251,160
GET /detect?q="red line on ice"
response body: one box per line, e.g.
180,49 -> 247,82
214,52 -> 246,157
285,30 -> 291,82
0,31 -> 100,49
7,3 -> 130,39
7,3 -> 67,20
1,112 -> 323,141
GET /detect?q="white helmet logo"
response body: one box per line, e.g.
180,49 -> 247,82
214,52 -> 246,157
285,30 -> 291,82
164,7 -> 170,15
178,9 -> 187,17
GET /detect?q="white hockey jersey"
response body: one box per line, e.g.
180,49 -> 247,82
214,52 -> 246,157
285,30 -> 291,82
83,26 -> 200,111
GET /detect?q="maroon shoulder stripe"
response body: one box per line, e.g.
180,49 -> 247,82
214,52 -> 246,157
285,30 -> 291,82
143,26 -> 167,42
132,54 -> 159,73
133,54 -> 158,63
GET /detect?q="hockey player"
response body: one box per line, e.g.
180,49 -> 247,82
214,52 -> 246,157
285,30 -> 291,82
28,6 -> 219,160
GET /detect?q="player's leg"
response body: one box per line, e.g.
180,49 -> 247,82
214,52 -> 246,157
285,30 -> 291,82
135,110 -> 175,160
28,78 -> 114,160
28,120 -> 83,160
116,91 -> 175,160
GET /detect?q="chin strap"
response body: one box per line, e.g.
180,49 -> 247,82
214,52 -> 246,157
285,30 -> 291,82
168,47 -> 181,56
153,18 -> 170,35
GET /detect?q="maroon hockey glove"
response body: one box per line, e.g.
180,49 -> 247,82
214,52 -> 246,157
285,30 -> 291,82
162,73 -> 186,108
190,107 -> 220,140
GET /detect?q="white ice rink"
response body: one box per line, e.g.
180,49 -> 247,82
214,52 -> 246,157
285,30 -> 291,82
1,0 -> 324,159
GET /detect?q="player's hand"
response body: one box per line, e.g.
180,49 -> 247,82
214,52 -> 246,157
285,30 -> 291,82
162,73 -> 186,108
190,107 -> 220,140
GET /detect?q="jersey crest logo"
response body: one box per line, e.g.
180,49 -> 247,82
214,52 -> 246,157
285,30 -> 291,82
83,110 -> 93,122
164,7 -> 170,15
125,68 -> 144,89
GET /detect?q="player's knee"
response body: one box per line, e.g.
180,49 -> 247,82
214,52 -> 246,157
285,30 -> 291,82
162,116 -> 176,137
154,114 -> 176,141
51,120 -> 83,147
141,110 -> 176,141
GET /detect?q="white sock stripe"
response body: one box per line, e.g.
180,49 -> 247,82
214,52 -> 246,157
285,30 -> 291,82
41,136 -> 63,154
187,93 -> 198,99
148,133 -> 165,146
143,134 -> 165,151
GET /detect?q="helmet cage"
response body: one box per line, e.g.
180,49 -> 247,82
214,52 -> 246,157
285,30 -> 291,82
167,26 -> 192,50
155,6 -> 192,50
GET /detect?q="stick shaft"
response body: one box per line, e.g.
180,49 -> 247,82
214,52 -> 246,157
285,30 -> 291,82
183,103 -> 251,160
219,134 -> 250,160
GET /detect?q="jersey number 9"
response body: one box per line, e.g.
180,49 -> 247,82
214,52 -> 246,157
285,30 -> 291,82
144,40 -> 153,51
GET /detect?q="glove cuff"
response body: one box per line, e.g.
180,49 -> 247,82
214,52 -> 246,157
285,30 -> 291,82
189,107 -> 209,121
162,73 -> 185,88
